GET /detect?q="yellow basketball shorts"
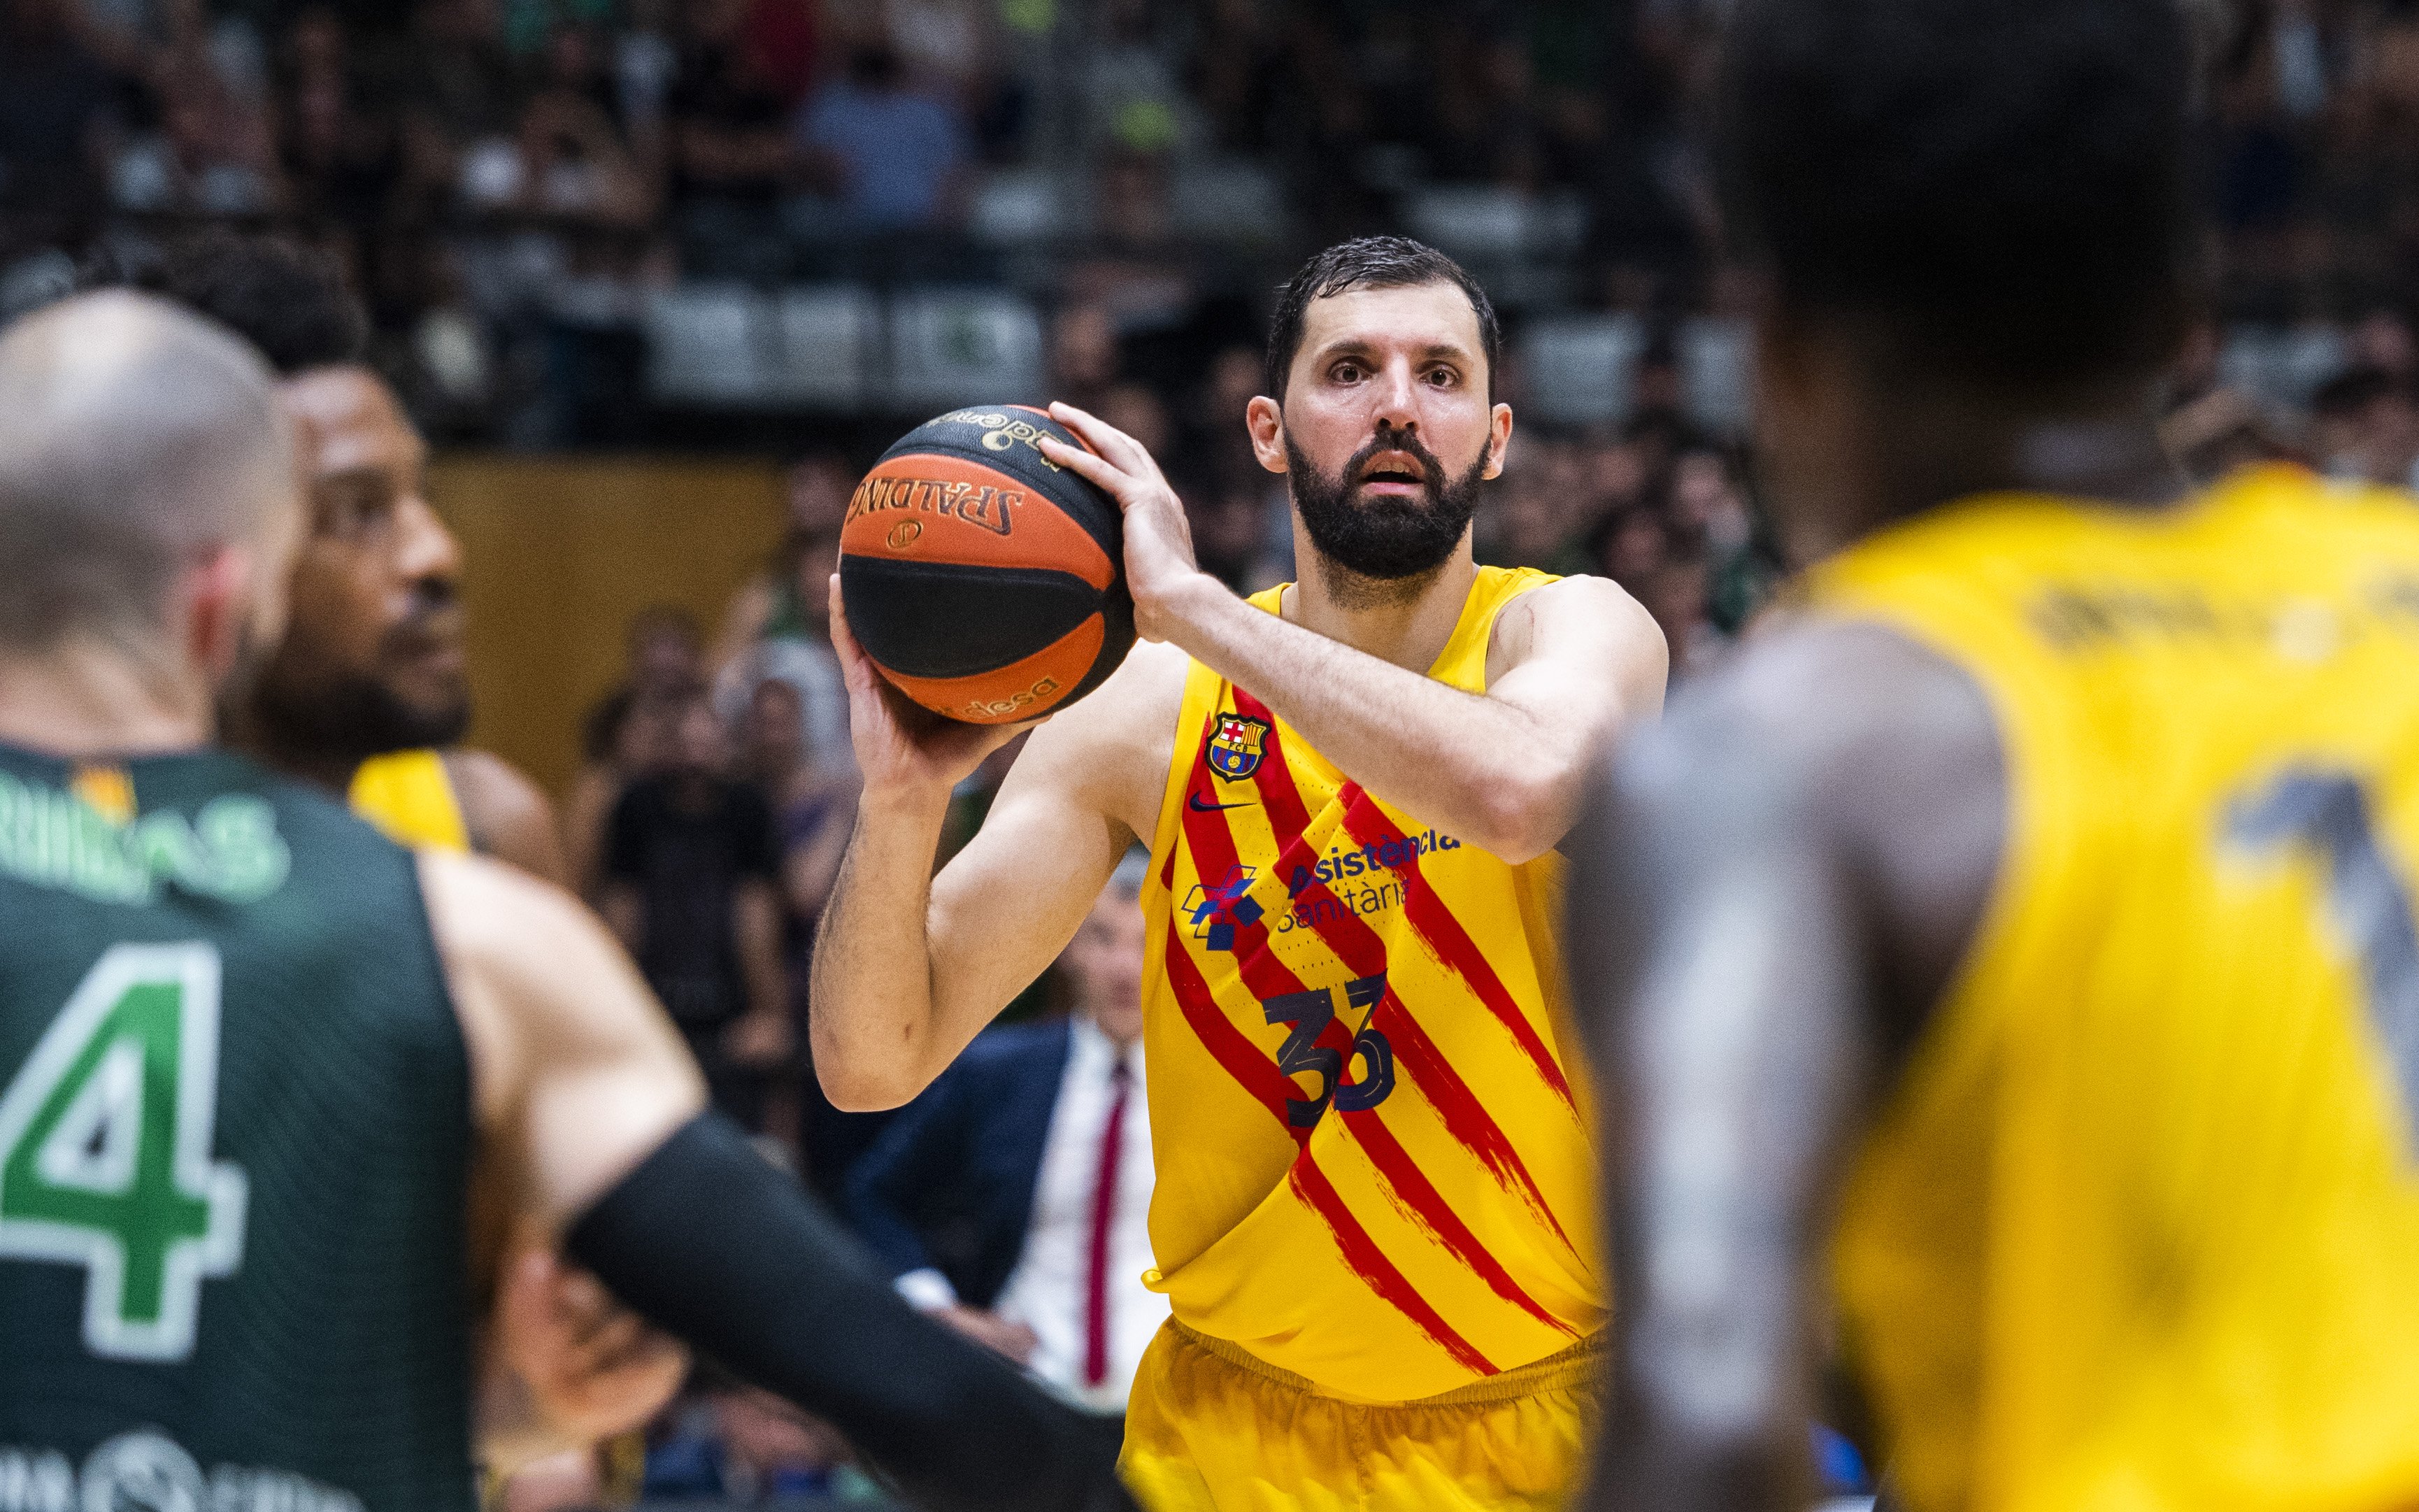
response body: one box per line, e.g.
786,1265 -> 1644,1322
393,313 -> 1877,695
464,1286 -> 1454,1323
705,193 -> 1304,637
1119,1321 -> 1603,1512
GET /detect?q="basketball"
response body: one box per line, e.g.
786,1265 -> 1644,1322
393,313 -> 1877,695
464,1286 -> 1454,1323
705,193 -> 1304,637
839,406 -> 1135,725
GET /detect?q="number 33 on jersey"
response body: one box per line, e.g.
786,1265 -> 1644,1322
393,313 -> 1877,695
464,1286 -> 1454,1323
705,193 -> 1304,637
0,943 -> 246,1362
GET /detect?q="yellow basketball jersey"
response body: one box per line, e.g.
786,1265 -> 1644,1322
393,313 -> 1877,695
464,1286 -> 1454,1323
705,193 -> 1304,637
348,748 -> 471,853
1137,566 -> 1604,1405
1806,464 -> 2419,1512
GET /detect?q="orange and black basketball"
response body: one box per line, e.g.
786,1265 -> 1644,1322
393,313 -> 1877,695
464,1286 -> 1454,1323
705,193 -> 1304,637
839,406 -> 1134,725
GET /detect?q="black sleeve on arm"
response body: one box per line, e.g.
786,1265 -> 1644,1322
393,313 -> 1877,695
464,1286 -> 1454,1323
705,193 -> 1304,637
566,1113 -> 1132,1512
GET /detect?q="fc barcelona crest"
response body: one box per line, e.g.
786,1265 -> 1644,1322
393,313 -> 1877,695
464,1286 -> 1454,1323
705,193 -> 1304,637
1206,714 -> 1271,782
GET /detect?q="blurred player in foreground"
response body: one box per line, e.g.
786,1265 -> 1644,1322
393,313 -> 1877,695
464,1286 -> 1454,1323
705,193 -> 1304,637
815,238 -> 1667,1509
0,292 -> 1132,1511
1571,0 -> 2419,1508
110,235 -> 673,1500
115,234 -> 565,883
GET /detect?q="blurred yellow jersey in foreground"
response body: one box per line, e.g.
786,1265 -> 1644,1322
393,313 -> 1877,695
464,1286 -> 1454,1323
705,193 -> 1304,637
1810,464 -> 2419,1512
348,748 -> 469,853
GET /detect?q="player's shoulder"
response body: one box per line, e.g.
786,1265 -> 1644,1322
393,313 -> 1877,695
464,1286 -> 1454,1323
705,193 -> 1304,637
416,846 -> 599,967
441,748 -> 567,876
1497,570 -> 1660,650
1613,615 -> 1999,835
440,747 -> 552,821
1485,570 -> 1667,694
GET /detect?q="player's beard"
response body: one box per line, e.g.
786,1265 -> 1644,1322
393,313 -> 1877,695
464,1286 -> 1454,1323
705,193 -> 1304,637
248,622 -> 472,765
1287,427 -> 1487,595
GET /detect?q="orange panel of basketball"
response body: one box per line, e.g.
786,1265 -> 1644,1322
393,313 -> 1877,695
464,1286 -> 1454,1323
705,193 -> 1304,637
838,406 -> 1134,725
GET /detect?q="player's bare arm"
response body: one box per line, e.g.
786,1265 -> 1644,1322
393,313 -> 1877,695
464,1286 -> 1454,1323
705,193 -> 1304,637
443,748 -> 571,886
426,848 -> 1136,1511
420,849 -> 704,1467
1567,622 -> 2002,1512
1043,346 -> 1664,864
811,576 -> 1186,1109
424,848 -> 707,1240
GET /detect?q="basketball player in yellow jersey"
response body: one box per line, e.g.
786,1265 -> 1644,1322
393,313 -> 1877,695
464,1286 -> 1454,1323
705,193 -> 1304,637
1572,2 -> 2419,1510
107,236 -> 565,882
814,236 -> 1667,1509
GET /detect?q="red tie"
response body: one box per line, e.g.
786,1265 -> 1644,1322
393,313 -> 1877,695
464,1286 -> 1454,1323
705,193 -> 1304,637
1084,1053 -> 1134,1388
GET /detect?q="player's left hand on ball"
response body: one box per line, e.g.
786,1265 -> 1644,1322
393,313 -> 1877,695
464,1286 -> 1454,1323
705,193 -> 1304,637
1041,401 -> 1211,643
494,1246 -> 688,1448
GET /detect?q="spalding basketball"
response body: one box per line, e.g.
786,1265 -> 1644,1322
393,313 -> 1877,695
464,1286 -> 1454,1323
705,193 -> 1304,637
839,406 -> 1134,725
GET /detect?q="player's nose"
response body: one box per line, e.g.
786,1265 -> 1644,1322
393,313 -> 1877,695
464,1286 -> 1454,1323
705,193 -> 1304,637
1371,357 -> 1422,432
394,492 -> 463,590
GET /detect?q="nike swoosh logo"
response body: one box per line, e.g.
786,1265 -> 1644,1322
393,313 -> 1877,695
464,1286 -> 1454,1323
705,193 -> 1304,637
1189,792 -> 1254,813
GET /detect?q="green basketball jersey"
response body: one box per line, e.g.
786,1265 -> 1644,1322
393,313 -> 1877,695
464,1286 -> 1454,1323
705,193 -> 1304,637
0,743 -> 473,1512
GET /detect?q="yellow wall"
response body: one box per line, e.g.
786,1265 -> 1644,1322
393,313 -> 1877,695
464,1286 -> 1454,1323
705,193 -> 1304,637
428,455 -> 786,799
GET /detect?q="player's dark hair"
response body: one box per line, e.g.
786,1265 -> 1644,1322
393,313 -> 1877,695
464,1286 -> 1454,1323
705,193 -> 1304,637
102,231 -> 368,377
1265,237 -> 1502,404
1712,0 -> 2201,390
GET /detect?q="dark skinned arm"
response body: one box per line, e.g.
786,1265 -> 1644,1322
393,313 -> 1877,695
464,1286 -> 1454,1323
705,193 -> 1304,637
1568,622 -> 2005,1512
445,748 -> 571,887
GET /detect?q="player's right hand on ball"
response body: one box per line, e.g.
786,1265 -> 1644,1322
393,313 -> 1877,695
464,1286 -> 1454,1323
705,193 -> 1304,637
829,573 -> 1041,797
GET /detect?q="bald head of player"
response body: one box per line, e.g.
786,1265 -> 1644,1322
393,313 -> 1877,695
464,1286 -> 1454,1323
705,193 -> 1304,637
0,291 -> 301,752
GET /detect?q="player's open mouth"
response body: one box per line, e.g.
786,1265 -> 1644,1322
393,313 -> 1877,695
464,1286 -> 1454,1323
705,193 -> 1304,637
1360,452 -> 1427,492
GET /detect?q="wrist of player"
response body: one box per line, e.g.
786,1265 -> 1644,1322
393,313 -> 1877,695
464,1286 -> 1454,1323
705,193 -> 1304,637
854,773 -> 960,822
1134,565 -> 1231,645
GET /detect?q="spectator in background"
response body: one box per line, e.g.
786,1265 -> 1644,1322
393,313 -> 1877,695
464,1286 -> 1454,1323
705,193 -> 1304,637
1048,301 -> 1122,418
602,685 -> 794,1133
794,42 -> 968,231
1592,503 -> 1717,684
734,676 -> 852,935
2312,364 -> 2419,487
113,54 -> 287,214
1097,380 -> 1172,459
276,8 -> 401,236
665,0 -> 795,242
1478,436 -> 1597,576
741,0 -> 817,110
569,604 -> 707,897
483,36 -> 652,226
1667,443 -> 1770,634
850,859 -> 1166,1418
393,0 -> 525,214
1184,462 -> 1284,594
641,1369 -> 873,1504
713,451 -> 854,777
0,0 -> 119,227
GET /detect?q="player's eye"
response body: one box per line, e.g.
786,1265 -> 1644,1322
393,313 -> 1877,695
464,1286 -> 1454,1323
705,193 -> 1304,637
1425,366 -> 1459,389
1329,360 -> 1366,384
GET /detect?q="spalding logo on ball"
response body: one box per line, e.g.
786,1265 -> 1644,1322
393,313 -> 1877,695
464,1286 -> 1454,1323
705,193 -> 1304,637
840,406 -> 1135,725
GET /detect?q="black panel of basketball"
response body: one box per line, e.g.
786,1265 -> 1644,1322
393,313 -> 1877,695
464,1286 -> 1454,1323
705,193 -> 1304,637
838,406 -> 1136,725
840,559 -> 1102,681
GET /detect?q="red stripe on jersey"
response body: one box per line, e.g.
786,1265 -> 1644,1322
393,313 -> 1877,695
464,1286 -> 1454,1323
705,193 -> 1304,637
1336,1102 -> 1578,1339
1162,919 -> 1302,1143
1290,1153 -> 1498,1378
1340,786 -> 1576,1110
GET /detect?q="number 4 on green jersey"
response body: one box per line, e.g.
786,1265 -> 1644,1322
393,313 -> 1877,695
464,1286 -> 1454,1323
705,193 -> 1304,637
0,943 -> 248,1361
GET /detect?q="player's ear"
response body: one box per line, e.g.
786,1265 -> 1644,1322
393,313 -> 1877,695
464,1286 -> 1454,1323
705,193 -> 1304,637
1246,395 -> 1290,476
182,543 -> 263,685
1483,403 -> 1515,480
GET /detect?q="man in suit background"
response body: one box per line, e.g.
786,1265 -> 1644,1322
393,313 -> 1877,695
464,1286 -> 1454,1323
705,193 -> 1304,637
848,853 -> 1165,1414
